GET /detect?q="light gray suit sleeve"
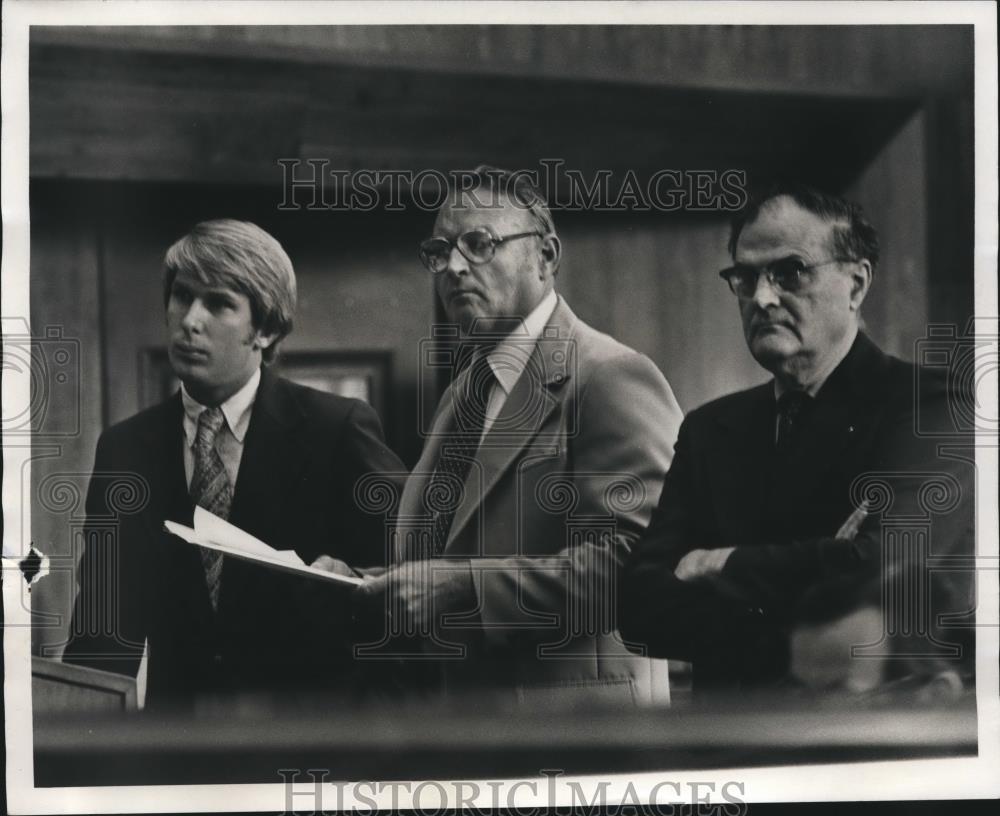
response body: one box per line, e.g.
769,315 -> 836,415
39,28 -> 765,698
469,351 -> 682,649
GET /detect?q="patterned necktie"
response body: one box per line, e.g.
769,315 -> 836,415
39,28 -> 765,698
776,391 -> 812,455
190,406 -> 232,611
426,352 -> 496,556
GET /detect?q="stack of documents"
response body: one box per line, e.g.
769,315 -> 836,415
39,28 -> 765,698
164,507 -> 363,587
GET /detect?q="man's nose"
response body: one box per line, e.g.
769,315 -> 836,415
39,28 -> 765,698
751,272 -> 782,308
180,298 -> 209,331
444,244 -> 469,276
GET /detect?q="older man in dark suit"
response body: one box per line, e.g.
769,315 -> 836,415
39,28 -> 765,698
64,219 -> 403,705
620,184 -> 975,695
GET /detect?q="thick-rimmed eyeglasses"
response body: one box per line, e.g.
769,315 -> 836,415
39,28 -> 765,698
419,227 -> 542,274
719,257 -> 854,298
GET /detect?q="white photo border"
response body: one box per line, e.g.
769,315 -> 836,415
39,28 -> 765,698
3,1 -> 998,812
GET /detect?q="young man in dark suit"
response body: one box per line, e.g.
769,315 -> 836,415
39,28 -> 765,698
620,185 -> 975,695
63,219 -> 404,706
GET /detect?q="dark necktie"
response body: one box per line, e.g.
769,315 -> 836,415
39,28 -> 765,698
776,390 -> 812,455
426,352 -> 496,556
190,406 -> 232,611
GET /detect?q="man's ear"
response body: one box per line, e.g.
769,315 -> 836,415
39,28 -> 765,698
252,329 -> 278,351
540,234 -> 562,277
848,259 -> 873,311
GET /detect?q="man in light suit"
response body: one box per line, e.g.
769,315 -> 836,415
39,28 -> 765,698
64,219 -> 403,706
619,184 -> 975,695
336,166 -> 683,705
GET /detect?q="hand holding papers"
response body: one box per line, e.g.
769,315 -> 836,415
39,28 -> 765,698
164,507 -> 363,587
311,554 -> 363,579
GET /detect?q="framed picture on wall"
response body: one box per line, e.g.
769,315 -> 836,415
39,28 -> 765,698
138,348 -> 392,424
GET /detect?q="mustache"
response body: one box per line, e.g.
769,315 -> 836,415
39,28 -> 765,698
748,311 -> 798,335
444,287 -> 486,301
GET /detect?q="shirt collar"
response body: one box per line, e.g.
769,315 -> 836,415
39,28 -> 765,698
486,288 -> 559,396
181,367 -> 261,446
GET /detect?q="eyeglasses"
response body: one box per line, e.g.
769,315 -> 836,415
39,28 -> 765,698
719,257 -> 854,298
419,227 -> 543,274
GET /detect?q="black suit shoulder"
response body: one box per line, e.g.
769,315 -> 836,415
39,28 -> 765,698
687,382 -> 772,423
263,375 -> 400,465
269,375 -> 361,421
844,339 -> 955,427
680,334 -> 926,434
98,397 -> 176,443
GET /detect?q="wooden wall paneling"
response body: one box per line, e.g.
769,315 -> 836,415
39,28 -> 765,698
607,225 -> 668,363
28,184 -> 105,660
554,217 -> 616,338
658,217 -> 765,410
31,26 -> 974,98
555,213 -> 763,415
31,78 -> 307,184
32,40 -> 917,192
98,202 -> 176,425
924,93 -> 975,330
282,212 -> 436,467
847,110 -> 929,360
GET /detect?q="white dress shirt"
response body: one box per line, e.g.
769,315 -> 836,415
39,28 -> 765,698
180,368 -> 261,489
478,288 -> 558,440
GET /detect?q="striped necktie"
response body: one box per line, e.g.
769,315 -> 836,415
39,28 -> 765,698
190,406 -> 232,611
426,353 -> 496,556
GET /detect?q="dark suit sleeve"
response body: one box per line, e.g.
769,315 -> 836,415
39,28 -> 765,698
619,416 -> 777,665
621,375 -> 975,672
256,395 -> 405,676
62,431 -> 148,677
716,383 -> 975,614
335,399 -> 407,566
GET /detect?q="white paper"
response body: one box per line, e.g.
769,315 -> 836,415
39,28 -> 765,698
192,506 -> 305,567
163,509 -> 363,586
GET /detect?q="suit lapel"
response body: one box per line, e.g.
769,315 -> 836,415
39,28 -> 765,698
395,391 -> 455,560
779,332 -> 891,489
147,393 -> 190,525
443,299 -> 574,550
784,389 -> 854,480
228,371 -> 307,541
762,333 -> 893,539
712,383 -> 776,544
139,392 -> 211,616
